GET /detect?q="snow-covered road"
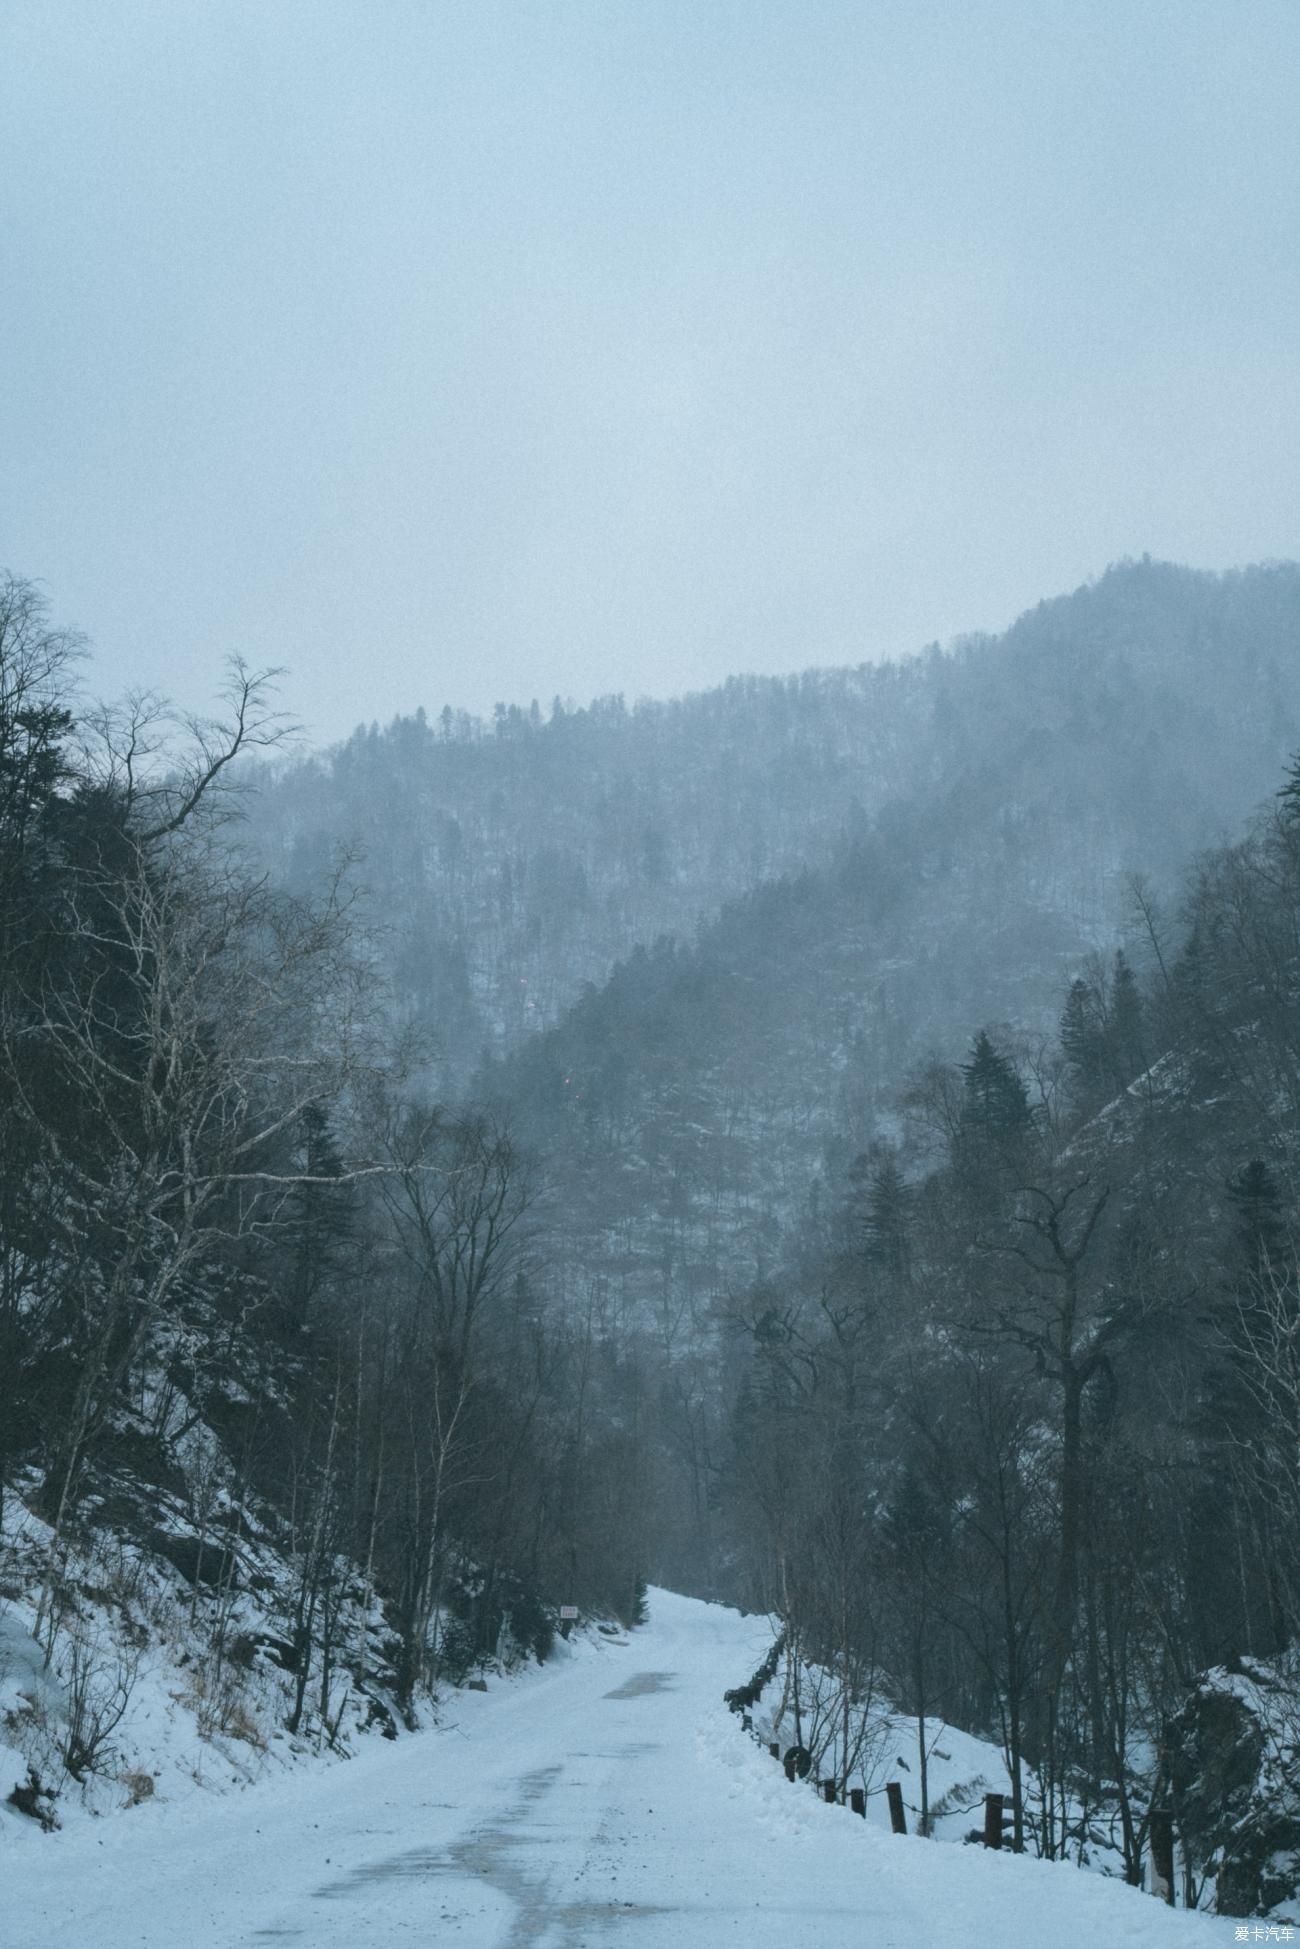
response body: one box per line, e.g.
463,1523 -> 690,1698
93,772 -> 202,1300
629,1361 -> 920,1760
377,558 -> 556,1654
5,1590 -> 1242,1947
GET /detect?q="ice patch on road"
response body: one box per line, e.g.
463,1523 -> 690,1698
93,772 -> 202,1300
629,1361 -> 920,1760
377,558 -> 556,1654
603,1671 -> 676,1699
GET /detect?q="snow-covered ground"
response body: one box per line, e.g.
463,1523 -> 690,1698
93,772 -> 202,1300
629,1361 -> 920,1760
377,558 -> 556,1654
4,1589 -> 1246,1946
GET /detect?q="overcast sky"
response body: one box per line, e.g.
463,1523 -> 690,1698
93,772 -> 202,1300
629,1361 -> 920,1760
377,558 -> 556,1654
3,1 -> 1298,747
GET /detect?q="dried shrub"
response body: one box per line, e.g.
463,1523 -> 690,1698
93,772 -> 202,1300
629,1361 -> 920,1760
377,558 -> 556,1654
121,1769 -> 155,1805
181,1659 -> 267,1751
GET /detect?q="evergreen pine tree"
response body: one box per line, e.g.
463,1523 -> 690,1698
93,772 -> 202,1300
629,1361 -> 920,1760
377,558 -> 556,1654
1059,978 -> 1106,1096
862,1147 -> 913,1283
1277,750 -> 1300,831
958,1031 -> 1033,1141
1169,924 -> 1228,1094
284,1103 -> 355,1329
1106,949 -> 1145,1088
1226,1157 -> 1287,1282
1189,1155 -> 1294,1663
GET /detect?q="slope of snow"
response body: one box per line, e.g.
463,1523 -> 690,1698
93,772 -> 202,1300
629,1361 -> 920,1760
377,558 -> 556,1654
4,1589 -> 1243,1946
0,1491 -> 412,1833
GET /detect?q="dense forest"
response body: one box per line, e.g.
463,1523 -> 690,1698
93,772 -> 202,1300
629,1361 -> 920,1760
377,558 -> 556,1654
6,559 -> 1300,1913
0,572 -> 652,1821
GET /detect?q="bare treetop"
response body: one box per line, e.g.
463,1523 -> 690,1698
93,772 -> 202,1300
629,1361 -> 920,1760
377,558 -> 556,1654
82,654 -> 298,842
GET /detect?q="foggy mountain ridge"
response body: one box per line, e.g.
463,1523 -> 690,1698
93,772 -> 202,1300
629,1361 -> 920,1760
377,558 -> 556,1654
251,556 -> 1300,1100
240,558 -> 1300,1322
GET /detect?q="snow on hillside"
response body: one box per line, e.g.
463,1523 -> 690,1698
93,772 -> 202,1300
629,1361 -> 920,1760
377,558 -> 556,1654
5,1588 -> 1244,1947
0,1486 -> 412,1838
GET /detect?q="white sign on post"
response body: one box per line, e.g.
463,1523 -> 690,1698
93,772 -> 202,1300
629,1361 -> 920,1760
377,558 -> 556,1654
559,1605 -> 579,1620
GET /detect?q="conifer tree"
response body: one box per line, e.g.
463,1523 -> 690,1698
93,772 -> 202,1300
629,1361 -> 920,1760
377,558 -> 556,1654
959,1031 -> 1033,1141
1188,1156 -> 1294,1662
862,1147 -> 913,1284
284,1103 -> 356,1330
1227,1157 -> 1287,1282
1106,949 -> 1144,1088
1277,750 -> 1300,831
1060,979 -> 1106,1096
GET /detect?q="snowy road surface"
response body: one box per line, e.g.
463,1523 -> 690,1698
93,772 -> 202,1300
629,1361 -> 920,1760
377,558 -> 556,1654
5,1589 -> 1241,1947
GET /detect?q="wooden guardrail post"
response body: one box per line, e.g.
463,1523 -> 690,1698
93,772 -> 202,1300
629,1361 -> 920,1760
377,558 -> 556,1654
886,1781 -> 907,1834
769,1741 -> 780,1760
821,1779 -> 836,1804
784,1752 -> 797,1782
983,1792 -> 1004,1849
849,1787 -> 866,1818
1149,1809 -> 1175,1904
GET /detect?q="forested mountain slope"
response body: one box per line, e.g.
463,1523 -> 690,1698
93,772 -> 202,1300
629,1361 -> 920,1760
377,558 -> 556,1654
451,561 -> 1300,1321
252,559 -> 1300,1093
705,757 -> 1300,1914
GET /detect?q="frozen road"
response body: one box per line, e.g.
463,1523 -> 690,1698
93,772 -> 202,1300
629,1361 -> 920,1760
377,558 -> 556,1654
5,1589 -> 1240,1947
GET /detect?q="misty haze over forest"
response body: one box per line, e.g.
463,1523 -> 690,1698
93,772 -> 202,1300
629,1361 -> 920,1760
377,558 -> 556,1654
4,4 -> 1300,1943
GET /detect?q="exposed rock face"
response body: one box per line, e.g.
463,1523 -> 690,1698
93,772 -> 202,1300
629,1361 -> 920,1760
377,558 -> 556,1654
1166,1661 -> 1300,1917
147,1527 -> 241,1591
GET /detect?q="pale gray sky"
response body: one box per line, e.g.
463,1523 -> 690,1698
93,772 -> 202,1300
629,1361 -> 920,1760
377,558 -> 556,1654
3,1 -> 1298,745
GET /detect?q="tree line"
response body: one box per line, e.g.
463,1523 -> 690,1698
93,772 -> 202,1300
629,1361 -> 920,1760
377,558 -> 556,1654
0,574 -> 654,1767
720,766 -> 1300,1886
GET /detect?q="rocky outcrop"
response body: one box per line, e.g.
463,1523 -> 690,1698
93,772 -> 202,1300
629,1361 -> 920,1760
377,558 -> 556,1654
1166,1659 -> 1300,1917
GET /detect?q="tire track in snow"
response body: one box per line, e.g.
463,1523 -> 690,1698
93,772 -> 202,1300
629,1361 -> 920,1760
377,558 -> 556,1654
255,1724 -> 673,1947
